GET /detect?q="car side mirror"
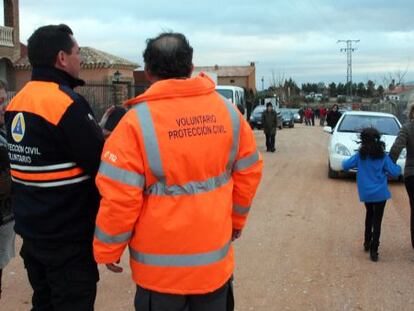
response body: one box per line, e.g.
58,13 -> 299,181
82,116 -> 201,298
323,126 -> 333,134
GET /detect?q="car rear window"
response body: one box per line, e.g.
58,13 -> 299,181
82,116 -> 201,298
337,115 -> 400,135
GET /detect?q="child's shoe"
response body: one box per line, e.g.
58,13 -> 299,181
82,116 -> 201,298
370,243 -> 379,262
363,240 -> 371,252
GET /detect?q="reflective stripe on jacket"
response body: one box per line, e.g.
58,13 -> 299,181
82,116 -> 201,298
93,73 -> 263,294
5,68 -> 104,241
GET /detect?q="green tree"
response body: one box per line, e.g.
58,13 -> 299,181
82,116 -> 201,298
357,82 -> 366,97
337,83 -> 345,95
366,80 -> 375,97
377,85 -> 385,96
328,82 -> 337,97
317,82 -> 326,93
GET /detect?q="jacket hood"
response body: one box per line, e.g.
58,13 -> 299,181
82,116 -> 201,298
125,72 -> 216,107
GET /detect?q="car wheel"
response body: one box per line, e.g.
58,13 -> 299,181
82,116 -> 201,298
328,161 -> 339,179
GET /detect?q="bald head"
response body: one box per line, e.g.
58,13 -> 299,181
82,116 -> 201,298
143,32 -> 193,80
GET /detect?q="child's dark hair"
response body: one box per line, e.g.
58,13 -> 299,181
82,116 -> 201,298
359,127 -> 385,160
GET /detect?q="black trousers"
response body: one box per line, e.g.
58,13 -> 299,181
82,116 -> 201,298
134,279 -> 234,311
265,134 -> 276,151
404,176 -> 414,248
20,239 -> 99,311
364,201 -> 386,249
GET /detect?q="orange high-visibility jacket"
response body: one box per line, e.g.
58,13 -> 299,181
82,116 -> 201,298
93,73 -> 263,294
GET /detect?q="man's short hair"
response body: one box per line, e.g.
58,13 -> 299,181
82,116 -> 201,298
143,32 -> 193,79
28,24 -> 74,68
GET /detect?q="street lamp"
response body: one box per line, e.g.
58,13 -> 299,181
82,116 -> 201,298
113,70 -> 122,83
261,76 -> 264,91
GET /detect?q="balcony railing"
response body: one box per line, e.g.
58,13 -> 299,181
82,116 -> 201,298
0,26 -> 14,47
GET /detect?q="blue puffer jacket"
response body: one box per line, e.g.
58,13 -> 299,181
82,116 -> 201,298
342,153 -> 401,203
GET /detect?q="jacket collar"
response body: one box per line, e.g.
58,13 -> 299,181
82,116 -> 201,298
31,67 -> 85,89
125,72 -> 216,107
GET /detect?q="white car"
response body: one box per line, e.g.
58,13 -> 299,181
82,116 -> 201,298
324,111 -> 406,178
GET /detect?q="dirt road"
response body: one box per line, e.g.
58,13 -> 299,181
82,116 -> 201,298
2,123 -> 414,310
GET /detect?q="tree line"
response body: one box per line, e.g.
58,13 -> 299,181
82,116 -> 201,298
269,79 -> 385,98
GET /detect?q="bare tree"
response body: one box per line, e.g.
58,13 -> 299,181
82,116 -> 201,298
269,69 -> 286,100
269,70 -> 285,89
394,67 -> 408,87
381,65 -> 409,91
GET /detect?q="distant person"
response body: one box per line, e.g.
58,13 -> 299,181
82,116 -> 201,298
390,103 -> 414,249
304,107 -> 313,126
303,107 -> 308,125
314,107 -> 320,120
342,127 -> 401,262
311,108 -> 316,126
262,102 -> 278,152
319,107 -> 327,126
298,107 -> 304,123
0,80 -> 14,300
326,104 -> 342,129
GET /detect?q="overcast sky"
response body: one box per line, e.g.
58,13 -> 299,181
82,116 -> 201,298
15,0 -> 414,89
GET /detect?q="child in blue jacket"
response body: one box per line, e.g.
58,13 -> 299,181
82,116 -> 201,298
342,127 -> 401,262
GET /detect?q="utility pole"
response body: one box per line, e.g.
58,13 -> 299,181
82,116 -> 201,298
337,39 -> 359,99
261,76 -> 264,91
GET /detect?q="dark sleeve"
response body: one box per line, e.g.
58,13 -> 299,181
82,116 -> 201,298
389,125 -> 408,162
58,98 -> 104,177
326,113 -> 331,126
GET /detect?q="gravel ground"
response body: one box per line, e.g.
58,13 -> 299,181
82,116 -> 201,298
2,123 -> 414,310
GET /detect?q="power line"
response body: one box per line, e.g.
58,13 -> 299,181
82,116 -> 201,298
337,39 -> 360,98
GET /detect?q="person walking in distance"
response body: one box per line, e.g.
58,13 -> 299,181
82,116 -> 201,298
93,32 -> 263,311
342,128 -> 401,261
5,24 -> 104,310
326,104 -> 342,129
262,102 -> 277,152
319,107 -> 327,126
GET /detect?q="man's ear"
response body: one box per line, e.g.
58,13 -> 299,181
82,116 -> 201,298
144,67 -> 157,83
55,50 -> 67,69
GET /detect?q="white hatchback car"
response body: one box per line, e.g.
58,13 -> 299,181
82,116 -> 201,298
324,111 -> 406,178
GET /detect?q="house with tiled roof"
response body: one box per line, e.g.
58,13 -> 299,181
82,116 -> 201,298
14,46 -> 139,90
134,62 -> 257,93
195,63 -> 256,93
384,85 -> 414,101
0,0 -> 139,97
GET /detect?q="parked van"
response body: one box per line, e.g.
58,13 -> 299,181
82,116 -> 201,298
216,85 -> 246,115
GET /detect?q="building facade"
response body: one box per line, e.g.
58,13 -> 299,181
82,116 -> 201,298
195,63 -> 256,93
0,0 -> 20,90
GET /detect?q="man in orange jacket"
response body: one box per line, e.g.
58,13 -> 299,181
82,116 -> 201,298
93,32 -> 263,311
